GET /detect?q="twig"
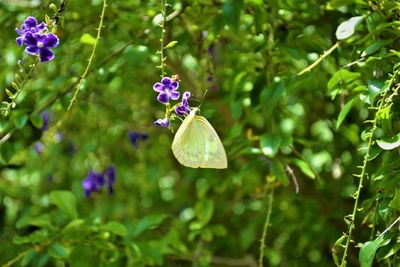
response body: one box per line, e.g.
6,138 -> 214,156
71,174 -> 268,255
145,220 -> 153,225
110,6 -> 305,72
298,42 -> 339,75
258,189 -> 274,267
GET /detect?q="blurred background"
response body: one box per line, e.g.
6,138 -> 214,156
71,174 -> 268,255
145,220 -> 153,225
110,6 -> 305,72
1,0 -> 400,266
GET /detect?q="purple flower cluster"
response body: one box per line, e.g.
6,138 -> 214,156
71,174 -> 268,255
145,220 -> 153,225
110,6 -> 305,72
40,111 -> 50,131
16,16 -> 59,62
128,131 -> 148,147
82,165 -> 116,197
153,76 -> 191,128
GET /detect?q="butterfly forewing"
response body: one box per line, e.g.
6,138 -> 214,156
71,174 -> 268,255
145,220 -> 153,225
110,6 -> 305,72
172,110 -> 227,169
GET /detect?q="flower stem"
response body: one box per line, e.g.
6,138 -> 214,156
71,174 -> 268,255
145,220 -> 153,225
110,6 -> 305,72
339,68 -> 400,267
258,188 -> 274,267
298,42 -> 339,75
160,0 -> 167,78
67,0 -> 107,111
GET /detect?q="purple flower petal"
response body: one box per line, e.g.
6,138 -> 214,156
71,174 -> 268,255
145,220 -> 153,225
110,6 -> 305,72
170,81 -> 179,90
39,47 -> 54,62
43,33 -> 59,48
182,91 -> 191,105
153,82 -> 164,93
36,22 -> 47,31
154,118 -> 169,127
16,36 -> 24,46
175,105 -> 189,116
25,46 -> 39,55
23,32 -> 37,47
157,92 -> 170,104
24,16 -> 38,28
170,90 -> 180,100
16,28 -> 26,35
161,77 -> 172,86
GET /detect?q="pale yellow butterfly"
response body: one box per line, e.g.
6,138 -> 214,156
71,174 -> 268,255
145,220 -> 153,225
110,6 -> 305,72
172,107 -> 228,169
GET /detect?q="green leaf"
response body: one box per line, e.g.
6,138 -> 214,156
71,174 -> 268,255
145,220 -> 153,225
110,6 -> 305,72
271,160 -> 289,186
361,40 -> 392,57
16,213 -> 52,229
327,69 -> 361,91
30,113 -> 44,129
195,198 -> 214,226
13,229 -> 49,244
327,0 -> 356,9
260,134 -> 281,158
359,234 -> 391,267
48,243 -> 70,259
49,191 -> 78,219
80,33 -> 97,45
336,97 -> 356,129
336,16 -> 364,40
62,219 -> 85,233
13,112 -> 28,129
164,41 -> 178,49
132,214 -> 167,237
389,189 -> 400,211
376,132 -> 400,150
102,221 -> 128,237
292,159 -> 315,179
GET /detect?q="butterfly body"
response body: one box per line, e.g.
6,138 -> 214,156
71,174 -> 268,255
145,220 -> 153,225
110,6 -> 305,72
172,108 -> 228,169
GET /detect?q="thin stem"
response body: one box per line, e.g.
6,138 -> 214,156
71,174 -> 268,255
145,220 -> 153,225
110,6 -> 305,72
339,68 -> 400,267
258,189 -> 274,267
2,248 -> 33,267
67,0 -> 107,111
160,0 -> 167,78
298,42 -> 339,75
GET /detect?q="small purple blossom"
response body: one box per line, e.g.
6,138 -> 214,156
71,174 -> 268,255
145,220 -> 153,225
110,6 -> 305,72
40,112 -> 50,131
15,16 -> 59,62
23,32 -> 59,62
153,77 -> 180,104
128,131 -> 148,147
105,166 -> 116,195
34,142 -> 44,154
82,170 -> 105,197
154,117 -> 169,128
175,91 -> 191,116
16,16 -> 47,46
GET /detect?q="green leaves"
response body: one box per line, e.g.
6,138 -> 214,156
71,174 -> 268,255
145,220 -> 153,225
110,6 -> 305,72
260,134 -> 281,158
102,221 -> 128,237
48,243 -> 71,259
336,16 -> 364,40
80,33 -> 97,45
359,234 -> 391,267
376,132 -> 400,150
336,97 -> 356,129
49,191 -> 78,220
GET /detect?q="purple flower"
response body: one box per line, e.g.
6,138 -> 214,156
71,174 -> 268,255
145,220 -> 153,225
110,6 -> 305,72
175,91 -> 191,116
15,16 -> 59,62
154,117 -> 169,128
15,16 -> 47,46
105,166 -> 116,195
34,142 -> 44,154
40,112 -> 50,131
153,77 -> 180,104
23,32 -> 59,62
82,170 -> 105,197
128,131 -> 148,147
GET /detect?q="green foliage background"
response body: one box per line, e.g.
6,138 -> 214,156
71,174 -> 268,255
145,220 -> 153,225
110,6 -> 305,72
1,0 -> 400,266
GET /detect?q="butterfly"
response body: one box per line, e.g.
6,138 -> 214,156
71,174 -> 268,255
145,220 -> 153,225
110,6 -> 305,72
172,107 -> 228,169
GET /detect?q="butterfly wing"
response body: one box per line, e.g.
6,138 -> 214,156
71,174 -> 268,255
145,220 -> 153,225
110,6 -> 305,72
172,114 -> 227,169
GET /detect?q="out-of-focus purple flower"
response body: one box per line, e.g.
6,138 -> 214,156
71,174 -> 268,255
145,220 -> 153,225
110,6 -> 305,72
15,16 -> 59,62
153,77 -> 180,104
175,91 -> 191,116
105,165 -> 116,195
128,131 -> 148,147
82,170 -> 105,197
154,117 -> 169,128
55,132 -> 64,142
16,16 -> 47,46
40,112 -> 50,131
23,32 -> 59,62
34,142 -> 44,154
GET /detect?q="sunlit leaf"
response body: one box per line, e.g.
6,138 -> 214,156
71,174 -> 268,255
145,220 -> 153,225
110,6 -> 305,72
336,16 -> 364,40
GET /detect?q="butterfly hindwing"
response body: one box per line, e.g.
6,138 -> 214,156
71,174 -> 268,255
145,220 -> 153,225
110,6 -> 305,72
172,109 -> 227,169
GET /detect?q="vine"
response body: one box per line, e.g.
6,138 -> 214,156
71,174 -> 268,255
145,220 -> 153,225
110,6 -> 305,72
335,67 -> 400,267
258,188 -> 274,267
